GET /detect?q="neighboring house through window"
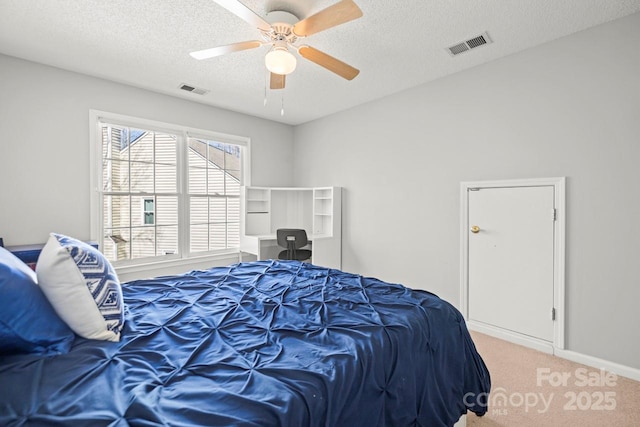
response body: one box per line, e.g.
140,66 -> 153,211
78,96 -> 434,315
90,111 -> 249,266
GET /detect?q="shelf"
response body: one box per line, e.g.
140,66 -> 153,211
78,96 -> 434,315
242,186 -> 341,268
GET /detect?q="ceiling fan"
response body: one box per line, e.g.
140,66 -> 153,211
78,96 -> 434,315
190,0 -> 363,90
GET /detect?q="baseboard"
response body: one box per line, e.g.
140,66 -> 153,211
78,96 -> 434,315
467,321 -> 640,382
554,348 -> 640,383
467,320 -> 554,354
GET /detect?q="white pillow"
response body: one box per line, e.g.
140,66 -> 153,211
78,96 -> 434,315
36,233 -> 124,342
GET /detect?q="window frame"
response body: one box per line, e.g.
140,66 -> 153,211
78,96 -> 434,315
89,110 -> 251,271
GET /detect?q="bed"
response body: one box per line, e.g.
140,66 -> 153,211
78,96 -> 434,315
0,238 -> 490,426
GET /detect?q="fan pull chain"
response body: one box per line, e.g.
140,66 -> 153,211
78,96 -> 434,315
264,72 -> 268,106
281,93 -> 285,116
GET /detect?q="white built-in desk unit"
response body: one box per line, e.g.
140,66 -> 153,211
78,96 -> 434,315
240,186 -> 341,269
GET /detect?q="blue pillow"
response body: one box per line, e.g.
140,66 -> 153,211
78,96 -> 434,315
0,247 -> 75,356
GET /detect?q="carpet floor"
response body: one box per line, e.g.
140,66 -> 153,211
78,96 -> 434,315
467,331 -> 640,426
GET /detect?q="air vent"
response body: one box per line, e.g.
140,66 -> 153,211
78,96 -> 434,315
179,83 -> 209,95
447,32 -> 492,56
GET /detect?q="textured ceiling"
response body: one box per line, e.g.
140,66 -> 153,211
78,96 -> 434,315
1,0 -> 640,125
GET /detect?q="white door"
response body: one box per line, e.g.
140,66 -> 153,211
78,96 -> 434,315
468,185 -> 555,342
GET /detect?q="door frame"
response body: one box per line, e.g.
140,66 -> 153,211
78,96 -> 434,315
460,177 -> 566,353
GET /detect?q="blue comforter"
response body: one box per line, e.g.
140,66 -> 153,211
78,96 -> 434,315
0,260 -> 490,426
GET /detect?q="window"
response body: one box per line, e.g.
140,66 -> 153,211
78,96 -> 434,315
91,111 -> 249,266
187,138 -> 241,252
142,198 -> 155,225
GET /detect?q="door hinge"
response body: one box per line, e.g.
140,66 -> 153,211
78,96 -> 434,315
552,208 -> 557,221
551,307 -> 556,321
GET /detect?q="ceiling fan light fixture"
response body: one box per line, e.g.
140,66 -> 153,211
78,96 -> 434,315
265,42 -> 297,75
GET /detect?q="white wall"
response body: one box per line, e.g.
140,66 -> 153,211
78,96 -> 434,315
293,13 -> 640,370
0,54 -> 294,247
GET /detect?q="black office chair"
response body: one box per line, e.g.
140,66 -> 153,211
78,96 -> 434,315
276,229 -> 312,262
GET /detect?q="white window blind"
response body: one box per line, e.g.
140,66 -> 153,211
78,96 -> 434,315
91,111 -> 249,266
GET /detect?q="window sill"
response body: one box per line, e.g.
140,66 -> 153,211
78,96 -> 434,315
115,251 -> 241,283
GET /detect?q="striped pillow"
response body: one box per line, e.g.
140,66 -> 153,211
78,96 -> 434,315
36,233 -> 124,342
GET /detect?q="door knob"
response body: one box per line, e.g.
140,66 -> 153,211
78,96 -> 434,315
470,225 -> 480,234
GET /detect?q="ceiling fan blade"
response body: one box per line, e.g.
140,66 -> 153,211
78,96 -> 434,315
213,0 -> 272,32
190,40 -> 263,60
298,45 -> 360,80
270,73 -> 286,90
293,0 -> 363,37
